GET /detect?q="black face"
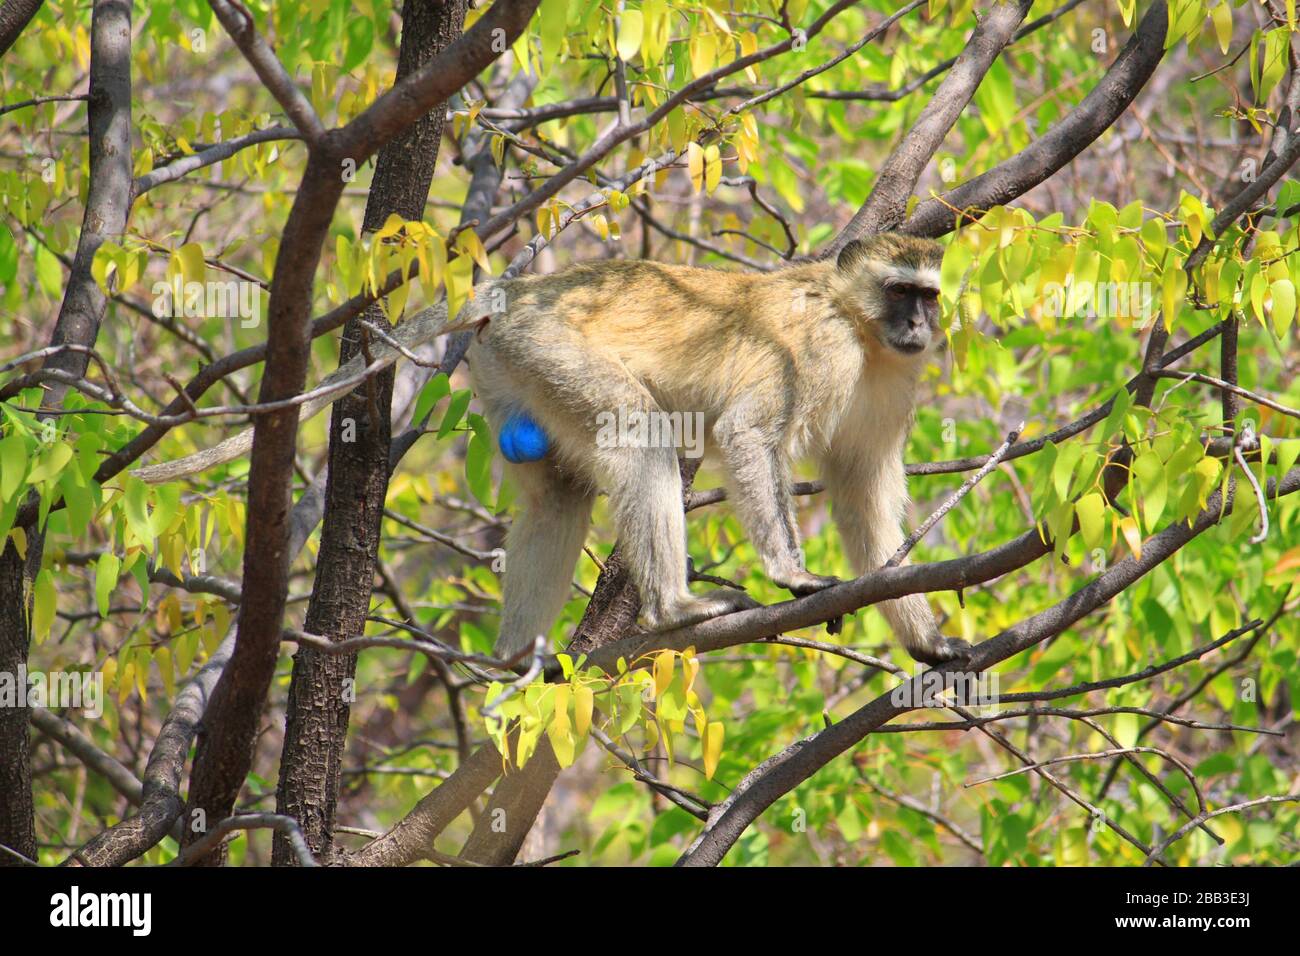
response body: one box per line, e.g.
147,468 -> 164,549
881,280 -> 940,354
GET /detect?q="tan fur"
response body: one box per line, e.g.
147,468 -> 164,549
136,234 -> 968,665
477,235 -> 969,665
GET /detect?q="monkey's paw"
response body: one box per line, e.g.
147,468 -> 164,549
773,570 -> 842,598
906,634 -> 974,667
649,590 -> 760,631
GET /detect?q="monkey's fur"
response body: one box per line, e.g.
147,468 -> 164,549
137,233 -> 970,666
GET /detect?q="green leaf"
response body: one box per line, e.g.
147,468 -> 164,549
836,799 -> 862,841
1211,2 -> 1233,54
1132,452 -> 1167,528
1099,386 -> 1133,441
123,477 -> 153,547
176,242 -> 206,286
538,0 -> 568,64
1052,441 -> 1083,499
0,435 -> 29,501
411,373 -> 450,426
342,16 -> 374,73
31,569 -> 56,643
27,441 -> 72,485
34,242 -> 62,297
1075,493 -> 1105,550
1113,712 -> 1140,748
59,472 -> 93,533
0,223 -> 17,284
436,389 -> 472,439
1141,217 -> 1167,263
95,552 -> 121,618
464,441 -> 492,506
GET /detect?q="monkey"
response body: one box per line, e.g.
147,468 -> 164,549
135,233 -> 971,666
470,233 -> 970,666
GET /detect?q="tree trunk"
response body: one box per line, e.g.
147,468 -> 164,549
460,460 -> 701,864
0,0 -> 132,866
271,0 -> 468,865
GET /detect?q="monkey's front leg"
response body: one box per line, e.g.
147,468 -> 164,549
713,409 -> 841,600
823,454 -> 972,666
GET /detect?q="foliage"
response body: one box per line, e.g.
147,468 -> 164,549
2,0 -> 1298,866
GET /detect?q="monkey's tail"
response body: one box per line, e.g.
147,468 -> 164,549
132,288 -> 487,484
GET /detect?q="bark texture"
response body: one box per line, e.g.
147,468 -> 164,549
0,0 -> 131,865
272,0 -> 468,866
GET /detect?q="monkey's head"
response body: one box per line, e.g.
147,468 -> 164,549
835,234 -> 944,356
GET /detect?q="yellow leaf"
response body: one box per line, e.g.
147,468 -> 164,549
101,657 -> 117,693
1057,827 -> 1089,866
687,142 -> 704,193
375,213 -> 405,241
1118,515 -> 1143,561
740,31 -> 759,81
653,649 -> 674,698
682,653 -> 700,697
690,31 -> 716,78
544,683 -> 569,737
704,144 -> 721,194
1269,278 -> 1296,335
703,721 -> 724,780
444,253 -> 474,318
616,9 -> 643,61
156,646 -> 176,698
548,723 -> 577,767
118,660 -> 135,705
176,242 -> 206,286
574,685 -> 593,738
455,229 -> 491,272
1161,266 -> 1187,334
516,716 -> 542,766
1212,3 -> 1233,54
642,0 -> 669,63
91,243 -> 120,293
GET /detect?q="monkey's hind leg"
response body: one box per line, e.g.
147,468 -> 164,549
494,461 -> 594,659
484,333 -> 754,636
601,440 -> 758,633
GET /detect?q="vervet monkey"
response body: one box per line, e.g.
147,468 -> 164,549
136,233 -> 970,665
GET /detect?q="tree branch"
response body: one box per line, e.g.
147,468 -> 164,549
827,0 -> 1033,251
900,0 -> 1168,238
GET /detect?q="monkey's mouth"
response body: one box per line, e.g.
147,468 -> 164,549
887,336 -> 929,354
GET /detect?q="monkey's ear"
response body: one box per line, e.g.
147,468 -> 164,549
836,238 -> 867,272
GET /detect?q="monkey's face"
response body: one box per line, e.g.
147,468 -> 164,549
876,275 -> 941,355
835,235 -> 944,357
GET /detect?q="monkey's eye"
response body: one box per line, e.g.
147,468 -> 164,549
885,285 -> 909,299
917,288 -> 939,302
